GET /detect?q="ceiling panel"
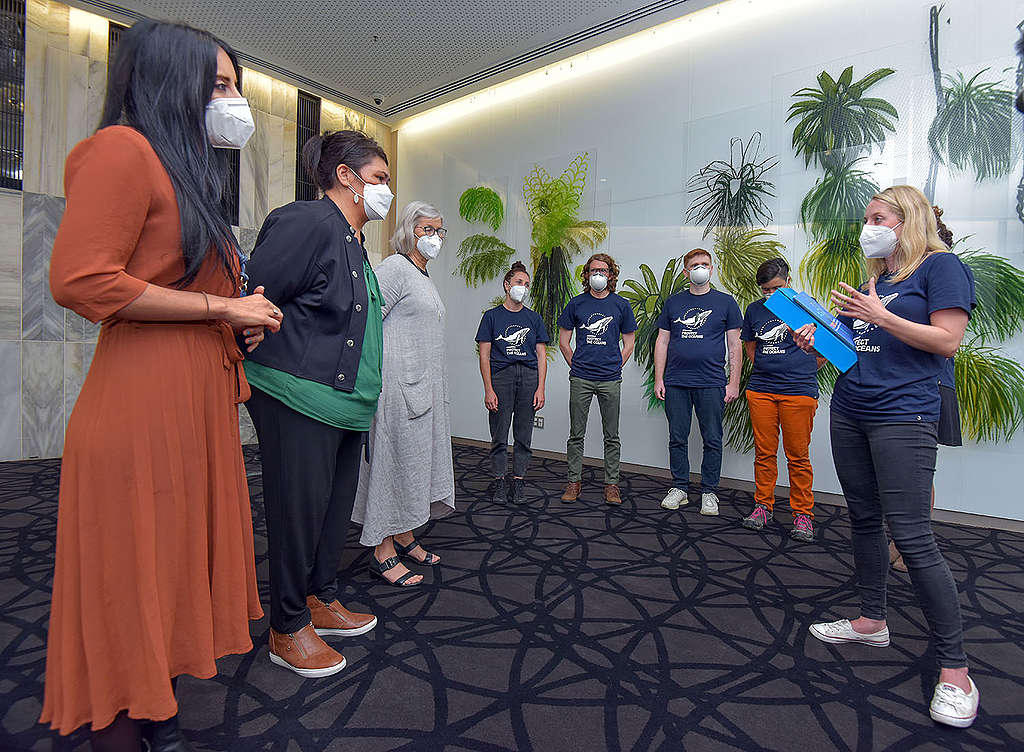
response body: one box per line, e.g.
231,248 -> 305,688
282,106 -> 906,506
73,0 -> 716,121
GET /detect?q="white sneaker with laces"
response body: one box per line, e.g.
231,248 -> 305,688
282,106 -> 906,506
808,618 -> 890,647
661,488 -> 687,510
700,492 -> 719,516
929,676 -> 979,728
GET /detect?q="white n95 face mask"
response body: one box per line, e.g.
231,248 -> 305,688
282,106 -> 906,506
688,266 -> 711,286
508,284 -> 527,303
206,97 -> 255,149
416,234 -> 442,259
860,222 -> 902,259
589,273 -> 608,292
344,166 -> 394,221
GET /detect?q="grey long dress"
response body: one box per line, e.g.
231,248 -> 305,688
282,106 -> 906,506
353,253 -> 456,546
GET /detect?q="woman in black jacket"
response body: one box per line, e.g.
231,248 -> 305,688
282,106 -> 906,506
244,130 -> 392,677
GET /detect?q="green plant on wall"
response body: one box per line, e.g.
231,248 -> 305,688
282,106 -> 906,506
924,5 -> 1021,201
686,132 -> 778,238
619,255 -> 690,411
951,244 -> 1024,441
788,66 -> 896,303
523,153 -> 608,337
455,153 -> 608,339
928,69 -> 1018,182
456,186 -> 515,286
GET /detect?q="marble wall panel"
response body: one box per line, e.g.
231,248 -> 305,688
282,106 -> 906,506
63,341 -> 94,429
22,193 -> 65,342
265,115 -> 285,215
0,341 -> 20,460
22,2 -> 49,195
39,46 -> 70,197
0,191 -> 22,340
281,121 -> 297,206
238,405 -> 256,445
22,341 -> 62,458
45,0 -> 69,48
239,140 -> 257,230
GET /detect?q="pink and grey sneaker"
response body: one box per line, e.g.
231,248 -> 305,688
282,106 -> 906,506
791,513 -> 814,542
741,503 -> 772,531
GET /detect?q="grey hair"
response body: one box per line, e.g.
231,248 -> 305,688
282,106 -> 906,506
390,200 -> 443,254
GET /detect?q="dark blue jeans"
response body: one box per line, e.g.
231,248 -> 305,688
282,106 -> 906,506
830,409 -> 966,669
488,363 -> 538,478
664,385 -> 724,493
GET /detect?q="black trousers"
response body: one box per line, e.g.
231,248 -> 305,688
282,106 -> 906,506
488,363 -> 538,478
247,386 -> 364,634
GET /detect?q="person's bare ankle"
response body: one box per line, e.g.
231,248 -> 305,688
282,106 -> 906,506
850,616 -> 886,634
939,667 -> 971,694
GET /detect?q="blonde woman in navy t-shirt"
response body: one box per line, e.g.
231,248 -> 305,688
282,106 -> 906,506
794,185 -> 978,728
476,261 -> 550,504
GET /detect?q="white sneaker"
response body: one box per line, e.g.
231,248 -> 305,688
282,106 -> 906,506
700,492 -> 719,516
930,676 -> 979,728
808,618 -> 890,647
660,488 -> 687,510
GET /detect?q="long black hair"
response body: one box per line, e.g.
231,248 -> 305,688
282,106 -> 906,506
301,130 -> 388,194
101,19 -> 241,287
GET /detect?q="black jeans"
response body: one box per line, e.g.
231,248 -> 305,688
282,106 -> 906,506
489,363 -> 539,478
830,409 -> 966,668
247,386 -> 364,634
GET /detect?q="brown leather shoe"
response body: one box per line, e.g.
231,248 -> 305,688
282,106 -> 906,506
307,595 -> 377,637
604,484 -> 622,505
269,622 -> 346,678
561,481 -> 581,502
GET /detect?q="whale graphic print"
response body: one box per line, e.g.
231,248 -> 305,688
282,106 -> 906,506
580,315 -> 613,336
853,292 -> 899,333
674,309 -> 713,329
496,326 -> 531,348
756,321 -> 789,343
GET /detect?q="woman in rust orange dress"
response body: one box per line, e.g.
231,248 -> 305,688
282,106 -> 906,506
40,20 -> 281,752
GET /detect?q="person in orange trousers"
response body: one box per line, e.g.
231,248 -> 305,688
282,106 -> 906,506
739,258 -> 825,542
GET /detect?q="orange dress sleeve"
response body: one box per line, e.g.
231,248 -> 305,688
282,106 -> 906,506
49,126 -> 155,323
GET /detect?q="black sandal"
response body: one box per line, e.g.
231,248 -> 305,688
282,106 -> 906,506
394,538 -> 440,566
369,555 -> 422,587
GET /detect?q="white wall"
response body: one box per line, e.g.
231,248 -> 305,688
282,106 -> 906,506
396,0 -> 1024,520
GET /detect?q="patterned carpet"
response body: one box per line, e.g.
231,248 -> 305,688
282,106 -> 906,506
1,443 -> 1022,751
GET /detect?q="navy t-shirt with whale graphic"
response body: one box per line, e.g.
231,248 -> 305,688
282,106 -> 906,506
476,304 -> 550,371
656,289 -> 742,388
832,251 -> 974,423
557,292 -> 637,382
741,298 -> 820,398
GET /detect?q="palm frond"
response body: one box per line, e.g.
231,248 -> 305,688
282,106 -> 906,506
800,158 -> 880,241
798,233 -> 866,303
686,133 -> 779,238
456,234 -> 516,287
620,256 -> 689,374
954,339 -> 1024,442
560,220 -> 608,259
723,360 -> 755,452
459,186 -> 505,231
928,69 -> 1018,181
956,247 -> 1024,342
787,66 -> 898,170
713,228 -> 786,309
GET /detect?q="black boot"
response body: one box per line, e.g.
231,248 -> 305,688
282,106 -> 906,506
491,476 -> 508,504
141,714 -> 193,752
511,478 -> 527,505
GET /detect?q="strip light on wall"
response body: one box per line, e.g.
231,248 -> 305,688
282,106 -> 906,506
400,0 -> 821,135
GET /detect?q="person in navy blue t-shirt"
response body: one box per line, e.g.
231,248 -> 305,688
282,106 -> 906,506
476,261 -> 550,505
653,248 -> 742,517
556,253 -> 637,505
795,185 -> 978,728
738,258 -> 824,543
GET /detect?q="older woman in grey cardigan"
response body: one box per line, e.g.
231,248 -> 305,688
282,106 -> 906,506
353,201 -> 456,587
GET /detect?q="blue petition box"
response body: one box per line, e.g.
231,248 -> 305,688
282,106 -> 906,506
764,288 -> 858,372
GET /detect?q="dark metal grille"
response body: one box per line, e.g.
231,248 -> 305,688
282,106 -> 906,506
223,65 -> 242,225
0,0 -> 25,190
295,90 -> 320,201
107,21 -> 126,70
